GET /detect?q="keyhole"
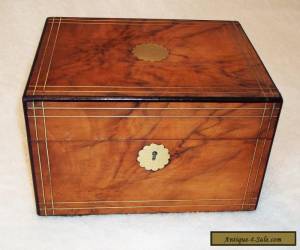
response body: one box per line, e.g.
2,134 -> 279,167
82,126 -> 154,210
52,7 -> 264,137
152,151 -> 158,160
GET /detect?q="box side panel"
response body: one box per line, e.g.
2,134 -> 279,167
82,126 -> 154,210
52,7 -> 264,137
25,101 -> 281,215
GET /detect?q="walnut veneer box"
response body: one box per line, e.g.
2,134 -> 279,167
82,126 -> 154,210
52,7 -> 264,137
23,17 -> 282,216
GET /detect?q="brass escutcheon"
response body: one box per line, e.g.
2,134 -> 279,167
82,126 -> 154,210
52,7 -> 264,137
137,143 -> 170,171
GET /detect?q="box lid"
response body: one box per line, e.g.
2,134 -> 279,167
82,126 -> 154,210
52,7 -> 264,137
24,17 -> 281,102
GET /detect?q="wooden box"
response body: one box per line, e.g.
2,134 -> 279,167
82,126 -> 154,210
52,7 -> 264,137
23,17 -> 282,216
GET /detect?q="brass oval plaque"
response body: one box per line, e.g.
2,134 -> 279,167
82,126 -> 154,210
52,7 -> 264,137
132,43 -> 169,62
137,143 -> 170,171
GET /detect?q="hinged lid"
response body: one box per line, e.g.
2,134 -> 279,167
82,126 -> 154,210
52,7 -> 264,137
24,17 -> 281,102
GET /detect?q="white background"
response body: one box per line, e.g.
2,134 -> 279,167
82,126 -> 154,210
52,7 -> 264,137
0,0 -> 299,249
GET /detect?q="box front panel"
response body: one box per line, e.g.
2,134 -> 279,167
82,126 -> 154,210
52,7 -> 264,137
25,101 -> 280,215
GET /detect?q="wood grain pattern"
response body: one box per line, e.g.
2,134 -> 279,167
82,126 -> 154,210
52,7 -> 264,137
24,17 -> 280,99
25,101 -> 281,215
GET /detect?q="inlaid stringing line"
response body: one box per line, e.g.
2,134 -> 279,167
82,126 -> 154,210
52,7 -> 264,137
28,115 -> 278,118
28,85 -> 277,90
42,17 -> 61,90
45,204 -> 256,210
33,18 -> 54,95
232,22 -> 266,98
29,138 -> 269,143
53,18 -> 213,23
28,90 -> 273,94
241,103 -> 267,209
28,107 -> 279,110
39,197 -> 257,204
32,102 -> 47,215
41,102 -> 55,215
252,103 -> 276,191
48,20 -> 221,26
